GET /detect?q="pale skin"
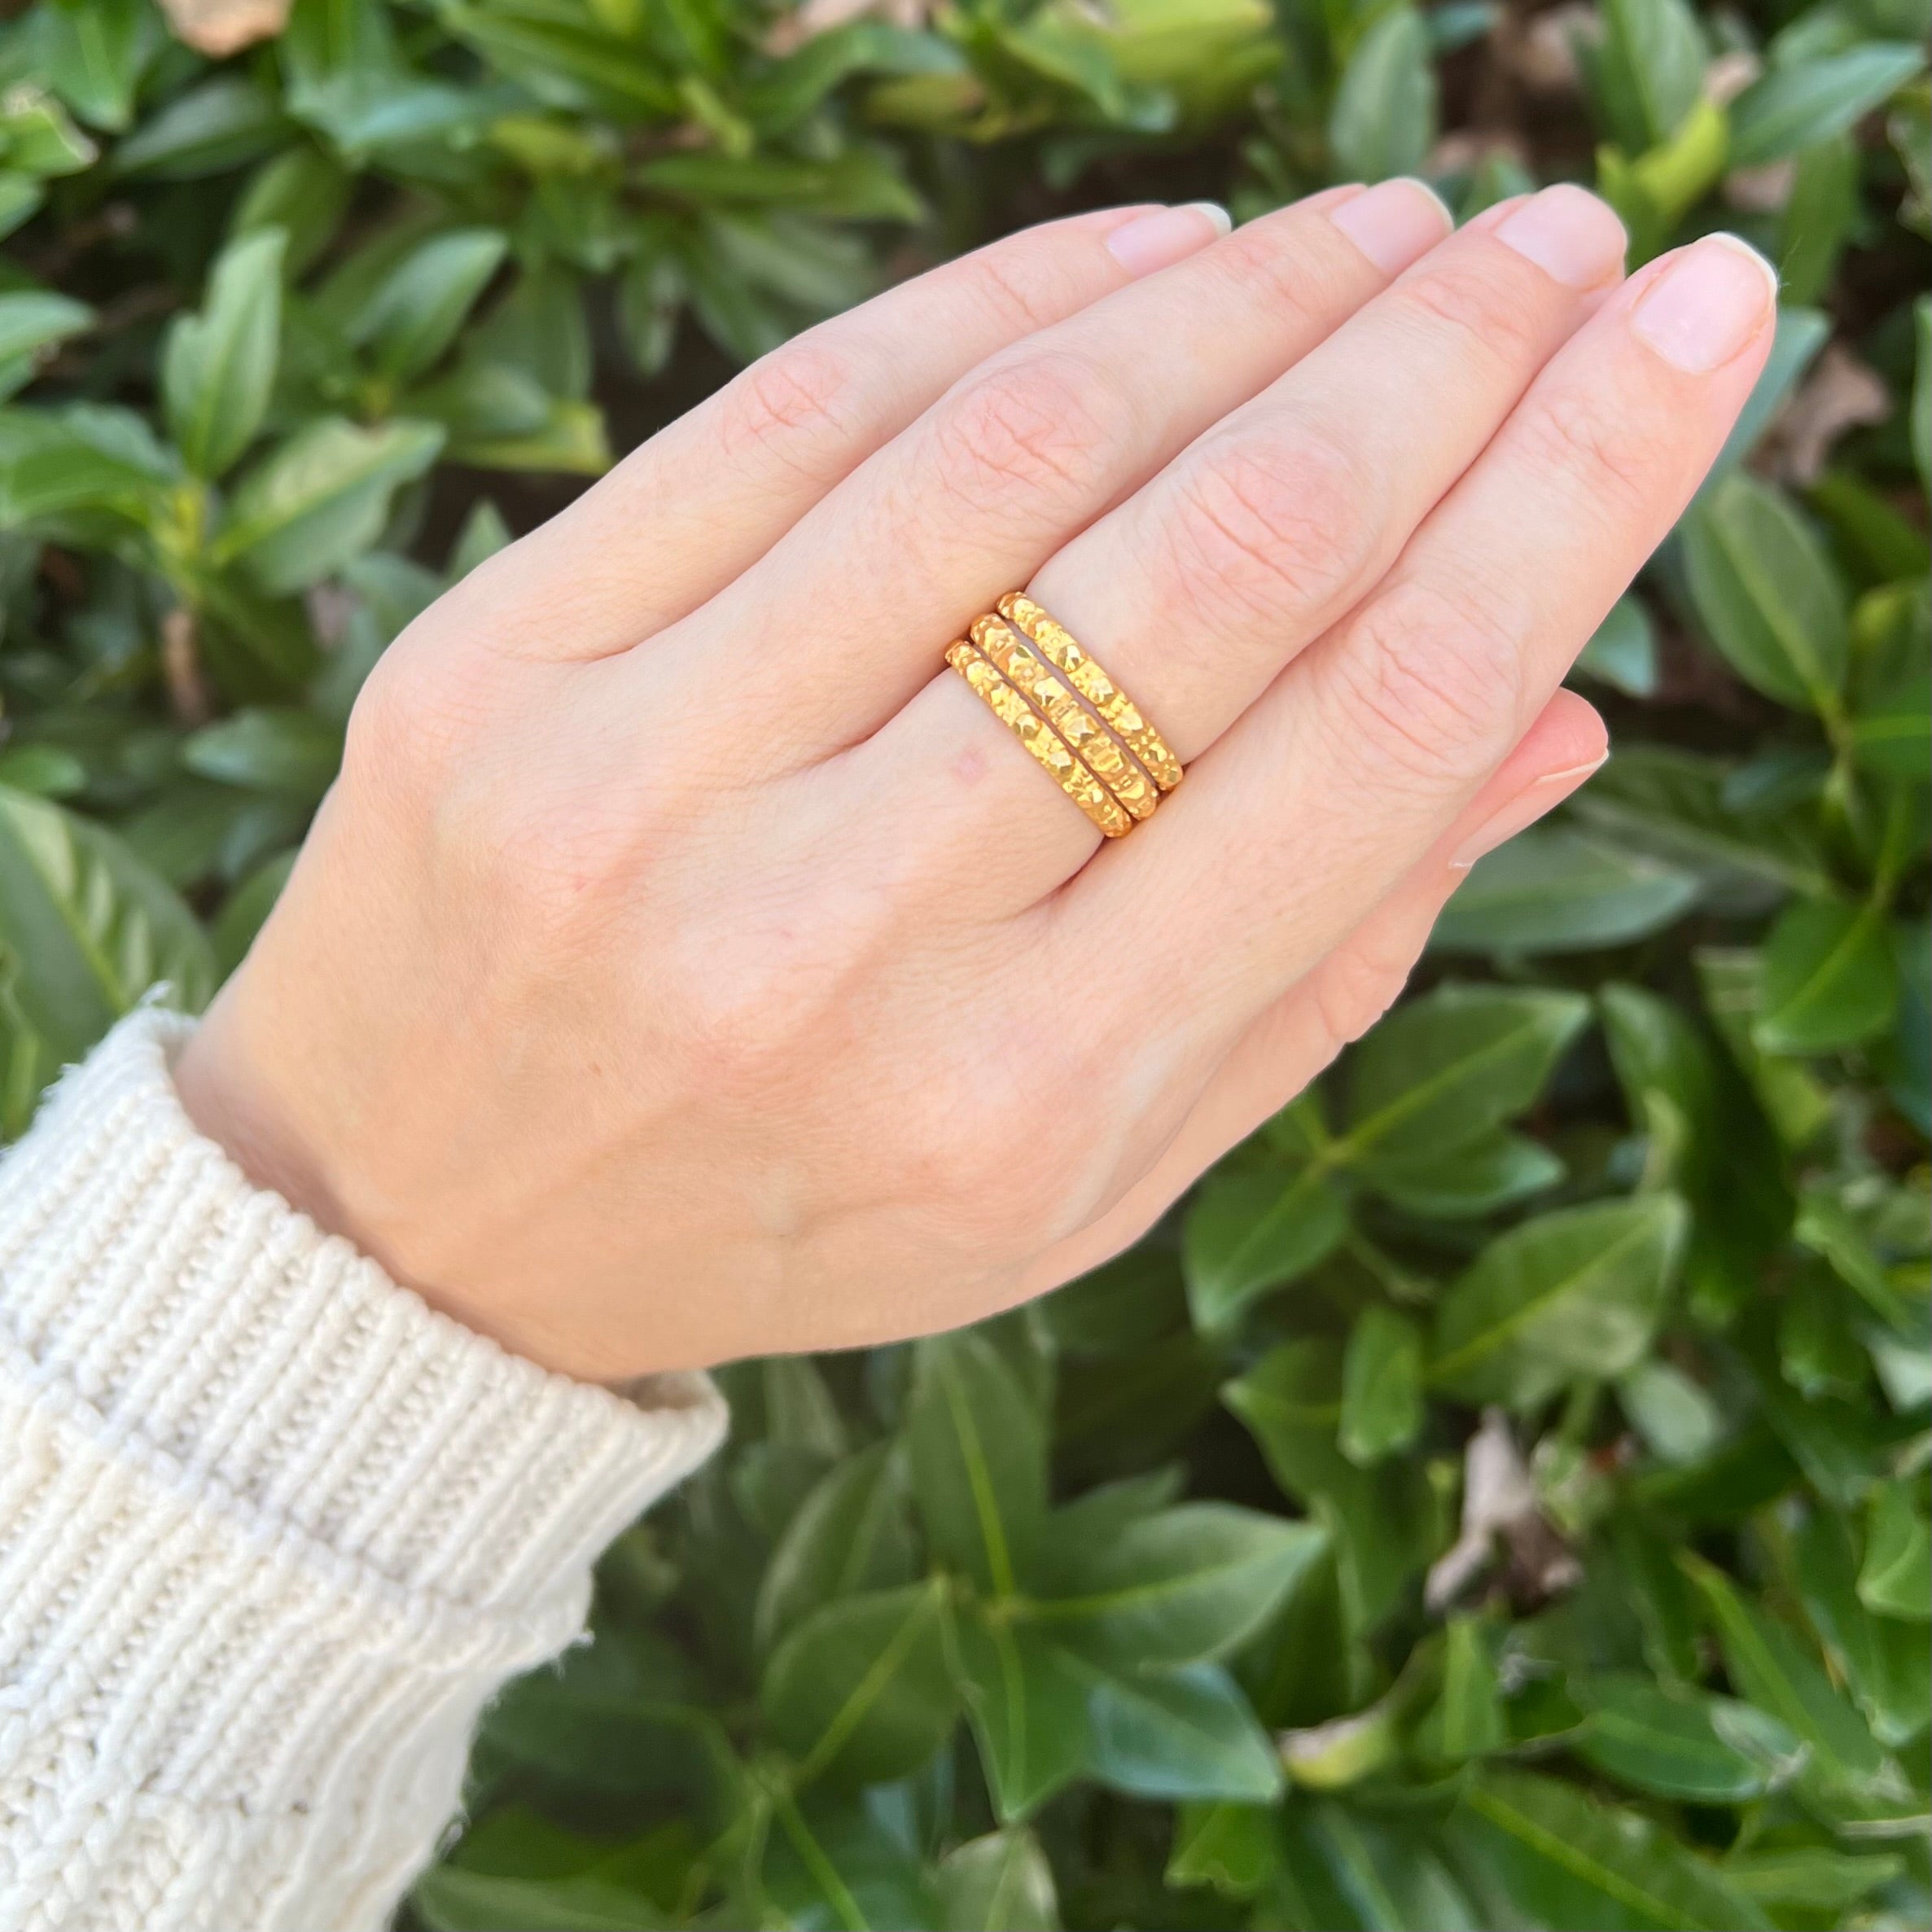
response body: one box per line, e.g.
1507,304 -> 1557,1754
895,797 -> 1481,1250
175,181 -> 1776,1382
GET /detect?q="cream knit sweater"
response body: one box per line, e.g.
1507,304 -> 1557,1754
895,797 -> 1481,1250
0,1009 -> 728,1932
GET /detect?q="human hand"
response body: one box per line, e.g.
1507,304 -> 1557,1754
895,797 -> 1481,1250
175,182 -> 1775,1380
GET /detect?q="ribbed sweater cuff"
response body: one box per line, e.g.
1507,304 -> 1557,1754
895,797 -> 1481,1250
0,1005 -> 726,1820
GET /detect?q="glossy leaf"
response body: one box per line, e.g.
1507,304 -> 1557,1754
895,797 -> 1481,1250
215,416 -> 444,594
1343,983 -> 1589,1162
1030,1502 -> 1326,1668
1183,1167 -> 1347,1331
905,1330 -> 1045,1597
1755,897 -> 1898,1054
1338,1306 -> 1422,1465
1080,1659 -> 1283,1805
1682,470 -> 1848,713
1570,1675 -> 1804,1800
1430,827 -> 1701,954
162,226 -> 285,478
938,1829 -> 1058,1932
1429,1194 -> 1689,1408
1728,43 -> 1928,166
1457,1766 -> 1774,1930
0,784 -> 213,1061
760,1580 -> 957,1788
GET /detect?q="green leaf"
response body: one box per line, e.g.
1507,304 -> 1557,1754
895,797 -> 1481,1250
1788,1505 -> 1931,1748
1681,1552 -> 1895,1799
182,706 -> 341,800
1182,1167 -> 1347,1331
0,784 -> 213,1062
110,77 -> 283,180
1223,1340 -> 1435,1633
1682,467 -> 1848,715
1729,42 -> 1928,166
1595,0 -> 1708,149
0,291 -> 93,397
1030,1502 -> 1325,1668
1080,1658 -> 1282,1805
353,228 -> 510,385
0,404 -> 173,526
412,1811 -> 670,1932
1166,1802 -> 1277,1900
754,1442 -> 918,1657
1570,745 -> 1834,901
1328,7 -> 1436,179
37,0 -> 160,134
760,1580 -> 958,1789
953,1615 -> 1093,1821
1365,1129 -> 1565,1220
1417,1614 -> 1505,1763
1431,827 -> 1701,954
1617,1359 -> 1723,1463
1724,1846 -> 1906,1914
1338,1307 -> 1422,1465
1457,1766 -> 1774,1930
937,1829 -> 1058,1932
905,1330 -> 1045,1597
1345,983 -> 1589,1163
162,227 -> 285,479
764,1794 -> 941,1932
1755,897 -> 1898,1054
1570,1675 -> 1805,1800
1572,594 -> 1658,697
214,416 -> 445,594
1429,1194 -> 1689,1408
1858,1481 -> 1931,1621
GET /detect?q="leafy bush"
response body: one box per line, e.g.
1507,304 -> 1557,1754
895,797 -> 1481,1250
2,0 -> 1927,1925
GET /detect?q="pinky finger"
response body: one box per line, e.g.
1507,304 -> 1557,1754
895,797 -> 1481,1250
1023,689 -> 1607,1295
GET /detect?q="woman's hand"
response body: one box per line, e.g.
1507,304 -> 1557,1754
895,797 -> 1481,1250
175,182 -> 1775,1380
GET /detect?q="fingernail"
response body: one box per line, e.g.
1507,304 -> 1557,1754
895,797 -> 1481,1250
1492,183 -> 1628,289
1450,753 -> 1607,870
1328,177 -> 1453,275
1105,203 -> 1229,276
1630,234 -> 1778,373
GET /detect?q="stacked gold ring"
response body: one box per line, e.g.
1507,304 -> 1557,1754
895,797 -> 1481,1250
944,593 -> 1181,839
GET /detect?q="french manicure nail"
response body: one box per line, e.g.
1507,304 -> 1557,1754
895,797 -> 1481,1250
1492,183 -> 1628,289
1631,234 -> 1778,372
1328,177 -> 1454,275
1450,753 -> 1608,870
1105,203 -> 1230,277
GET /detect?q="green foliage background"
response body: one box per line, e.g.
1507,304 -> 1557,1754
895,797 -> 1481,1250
1,0 -> 1928,1925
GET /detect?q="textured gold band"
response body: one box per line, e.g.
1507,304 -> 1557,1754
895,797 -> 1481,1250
968,614 -> 1159,822
997,592 -> 1185,793
944,642 -> 1134,838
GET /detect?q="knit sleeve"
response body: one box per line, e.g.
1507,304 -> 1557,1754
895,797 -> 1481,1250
0,1007 -> 727,1932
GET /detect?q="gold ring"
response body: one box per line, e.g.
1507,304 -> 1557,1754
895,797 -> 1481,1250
968,613 -> 1159,822
997,593 -> 1184,794
944,642 -> 1134,839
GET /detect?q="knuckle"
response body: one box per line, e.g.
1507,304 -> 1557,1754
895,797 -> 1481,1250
1160,430 -> 1373,630
1513,385 -> 1663,517
1309,927 -> 1425,1051
1207,217 -> 1350,331
928,350 -> 1109,517
340,644 -> 472,814
1400,257 -> 1548,371
1330,576 -> 1524,786
716,334 -> 864,475
966,243 -> 1070,337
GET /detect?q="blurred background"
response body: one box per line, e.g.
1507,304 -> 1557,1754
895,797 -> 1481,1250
0,0 -> 1925,1925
